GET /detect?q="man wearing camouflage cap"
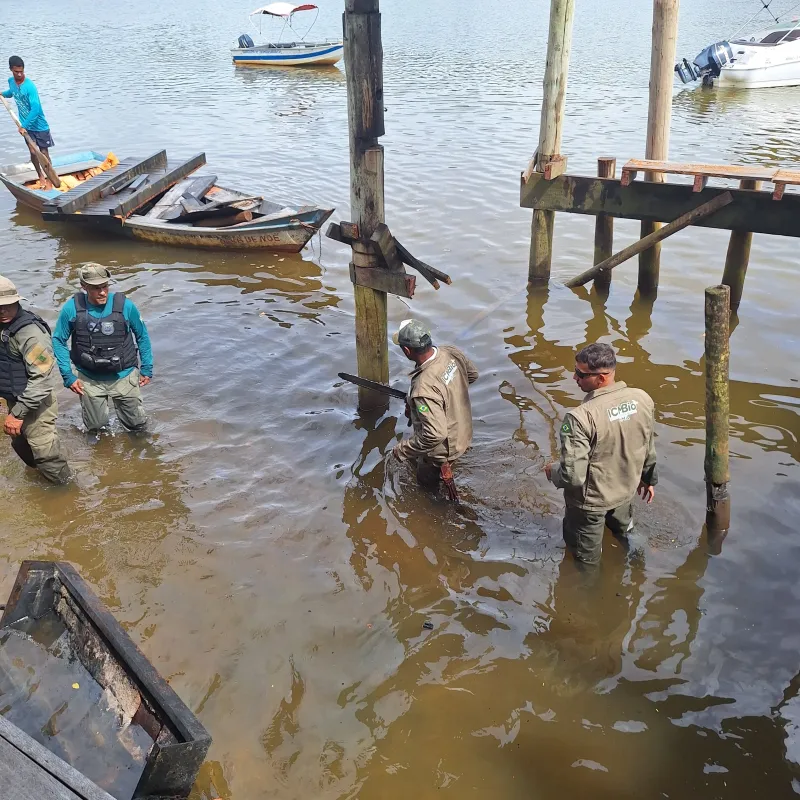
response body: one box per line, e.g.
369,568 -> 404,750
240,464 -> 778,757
0,275 -> 71,483
391,319 -> 478,492
52,264 -> 153,433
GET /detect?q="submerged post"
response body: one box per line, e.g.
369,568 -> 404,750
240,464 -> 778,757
344,0 -> 389,411
704,285 -> 731,534
528,0 -> 576,286
722,179 -> 759,310
593,157 -> 616,293
638,0 -> 680,295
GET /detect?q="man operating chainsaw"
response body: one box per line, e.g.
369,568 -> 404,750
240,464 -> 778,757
391,319 -> 478,499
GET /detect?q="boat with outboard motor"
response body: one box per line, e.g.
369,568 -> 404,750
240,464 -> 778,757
676,3 -> 800,89
231,3 -> 343,67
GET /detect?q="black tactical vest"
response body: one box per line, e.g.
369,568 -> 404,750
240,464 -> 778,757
70,292 -> 139,374
0,309 -> 52,399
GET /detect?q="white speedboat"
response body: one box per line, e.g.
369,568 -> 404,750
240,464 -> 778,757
231,3 -> 343,67
676,18 -> 800,89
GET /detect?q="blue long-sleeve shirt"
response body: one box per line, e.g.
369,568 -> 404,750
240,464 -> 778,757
52,293 -> 154,386
2,77 -> 49,132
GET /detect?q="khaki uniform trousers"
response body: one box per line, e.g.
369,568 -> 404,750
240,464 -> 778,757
563,501 -> 644,567
5,391 -> 71,484
79,369 -> 147,432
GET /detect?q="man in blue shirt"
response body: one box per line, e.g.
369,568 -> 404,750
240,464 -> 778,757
52,264 -> 154,434
3,56 -> 55,187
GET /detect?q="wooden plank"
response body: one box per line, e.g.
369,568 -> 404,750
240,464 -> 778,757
127,173 -> 149,192
565,192 -> 734,287
349,264 -> 415,298
0,716 -> 114,800
169,196 -> 261,224
144,179 -> 197,220
369,223 -> 404,271
183,174 -> 217,200
622,158 -> 777,184
180,195 -> 205,214
49,151 -> 167,214
770,169 -> 800,200
110,153 -> 206,218
519,172 -> 800,237
395,239 -> 452,285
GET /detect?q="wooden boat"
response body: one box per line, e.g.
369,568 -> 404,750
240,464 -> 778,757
0,149 -> 333,252
232,3 -> 343,67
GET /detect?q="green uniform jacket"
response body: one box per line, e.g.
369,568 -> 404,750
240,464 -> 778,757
1,322 -> 61,419
549,381 -> 657,510
395,345 -> 479,466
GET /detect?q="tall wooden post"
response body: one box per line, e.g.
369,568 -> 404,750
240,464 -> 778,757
638,0 -> 680,295
528,0 -> 576,286
722,179 -> 759,310
344,0 -> 388,411
593,157 -> 616,293
704,285 -> 731,534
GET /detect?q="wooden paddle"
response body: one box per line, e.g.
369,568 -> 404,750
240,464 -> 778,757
0,95 -> 60,188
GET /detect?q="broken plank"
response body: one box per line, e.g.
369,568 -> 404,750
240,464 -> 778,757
110,153 -> 206,218
395,240 -> 452,285
183,174 -> 217,201
180,195 -> 205,214
349,264 -> 416,298
49,151 -> 168,214
565,192 -> 734,288
170,197 -> 261,224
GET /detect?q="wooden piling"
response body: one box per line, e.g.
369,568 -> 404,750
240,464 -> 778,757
722,178 -> 759,310
528,0 -> 576,286
704,285 -> 731,533
344,0 -> 389,411
593,158 -> 616,293
638,0 -> 680,295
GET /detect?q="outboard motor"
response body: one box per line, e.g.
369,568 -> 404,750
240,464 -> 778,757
238,33 -> 255,49
674,40 -> 733,85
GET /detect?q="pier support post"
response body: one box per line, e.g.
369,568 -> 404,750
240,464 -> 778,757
593,157 -> 616,293
528,0 -> 576,286
344,0 -> 389,411
722,179 -> 759,310
638,0 -> 680,295
704,285 -> 731,534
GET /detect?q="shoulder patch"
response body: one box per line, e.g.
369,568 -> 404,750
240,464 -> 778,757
26,342 -> 54,374
560,418 -> 573,435
416,403 -> 430,414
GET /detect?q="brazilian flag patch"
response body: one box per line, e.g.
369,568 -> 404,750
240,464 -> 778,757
417,403 -> 430,414
561,419 -> 572,435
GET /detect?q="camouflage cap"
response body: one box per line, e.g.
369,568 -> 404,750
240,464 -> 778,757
78,263 -> 112,286
0,275 -> 24,305
392,319 -> 432,348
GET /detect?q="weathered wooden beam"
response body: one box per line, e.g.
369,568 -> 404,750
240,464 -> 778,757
395,240 -> 452,286
722,178 -> 760,310
565,192 -> 733,288
520,172 -> 800,237
369,222 -> 404,272
528,0 -> 576,285
705,285 -> 731,534
350,264 -> 415,297
111,153 -> 206,218
593,157 -> 616,293
639,0 -> 680,294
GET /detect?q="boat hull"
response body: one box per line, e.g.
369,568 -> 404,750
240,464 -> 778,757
718,63 -> 800,88
231,42 -> 343,66
123,208 -> 333,251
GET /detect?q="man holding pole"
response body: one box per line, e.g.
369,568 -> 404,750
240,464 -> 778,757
3,56 -> 55,188
52,264 -> 153,435
391,319 -> 478,499
545,343 -> 657,567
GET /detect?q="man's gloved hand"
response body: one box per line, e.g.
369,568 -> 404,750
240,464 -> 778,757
440,462 -> 459,503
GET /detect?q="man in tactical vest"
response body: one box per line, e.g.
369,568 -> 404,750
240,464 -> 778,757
0,275 -> 71,483
545,343 -> 657,567
52,264 -> 153,433
391,319 -> 478,498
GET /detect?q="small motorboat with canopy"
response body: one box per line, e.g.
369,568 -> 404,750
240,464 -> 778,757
231,3 -> 343,67
676,0 -> 800,88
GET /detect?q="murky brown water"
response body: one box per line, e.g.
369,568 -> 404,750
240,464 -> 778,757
1,0 -> 800,797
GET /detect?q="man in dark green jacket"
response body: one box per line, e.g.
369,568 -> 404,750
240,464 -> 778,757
0,275 -> 70,483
